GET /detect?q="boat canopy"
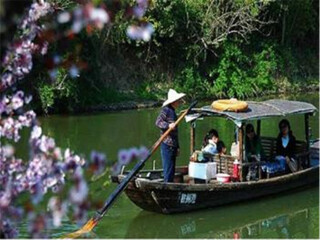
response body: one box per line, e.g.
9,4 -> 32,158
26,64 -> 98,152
186,99 -> 317,123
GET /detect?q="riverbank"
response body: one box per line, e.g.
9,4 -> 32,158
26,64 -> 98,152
83,100 -> 162,113
71,85 -> 319,114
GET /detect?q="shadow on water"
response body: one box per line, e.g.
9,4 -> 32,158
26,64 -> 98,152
123,187 -> 319,239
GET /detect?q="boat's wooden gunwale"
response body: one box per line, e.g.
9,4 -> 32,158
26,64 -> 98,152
117,165 -> 318,191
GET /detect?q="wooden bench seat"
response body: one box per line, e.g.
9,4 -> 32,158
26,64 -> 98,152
259,137 -> 309,178
260,136 -> 308,159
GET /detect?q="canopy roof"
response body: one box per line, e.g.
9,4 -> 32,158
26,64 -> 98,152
187,99 -> 317,123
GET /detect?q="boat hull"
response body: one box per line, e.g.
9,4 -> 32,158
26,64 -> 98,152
118,166 -> 319,214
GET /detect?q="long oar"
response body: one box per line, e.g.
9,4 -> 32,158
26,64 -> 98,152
62,101 -> 197,238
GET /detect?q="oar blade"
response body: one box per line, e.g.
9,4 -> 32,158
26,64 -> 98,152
61,218 -> 97,239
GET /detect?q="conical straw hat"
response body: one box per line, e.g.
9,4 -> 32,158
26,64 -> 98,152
162,89 -> 186,107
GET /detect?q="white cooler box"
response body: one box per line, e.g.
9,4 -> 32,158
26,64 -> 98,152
188,162 -> 217,180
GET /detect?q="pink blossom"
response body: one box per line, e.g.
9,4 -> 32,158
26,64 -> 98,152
133,6 -> 146,18
0,191 -> 12,208
13,176 -> 29,194
72,8 -> 84,33
111,163 -> 122,175
43,177 -> 58,188
49,69 -> 58,80
1,73 -> 13,89
1,117 -> 22,142
90,151 -> 106,175
53,148 -> 62,160
53,55 -> 61,64
72,203 -> 88,226
38,135 -> 56,152
7,206 -> 24,219
19,110 -> 36,127
126,23 -> 154,41
31,125 -> 42,139
58,12 -> 71,24
0,0 -> 52,91
69,65 -> 79,78
64,151 -> 85,170
118,149 -> 131,165
89,8 -> 109,29
40,41 -> 49,55
127,147 -> 139,159
1,220 -> 18,238
0,181 -> 12,208
27,1 -> 51,23
1,145 -> 15,158
27,213 -> 49,239
30,182 -> 44,204
47,197 -> 67,227
24,95 -> 33,104
72,20 -> 83,34
138,146 -> 149,159
0,97 -> 7,114
12,52 -> 33,77
69,168 -> 88,204
133,0 -> 149,18
8,158 -> 24,175
11,91 -> 24,110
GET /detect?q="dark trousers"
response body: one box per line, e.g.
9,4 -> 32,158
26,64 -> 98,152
161,143 -> 177,183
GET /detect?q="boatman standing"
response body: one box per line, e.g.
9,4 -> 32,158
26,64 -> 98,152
156,89 -> 186,182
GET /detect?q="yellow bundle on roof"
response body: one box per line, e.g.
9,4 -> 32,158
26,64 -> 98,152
211,98 -> 248,112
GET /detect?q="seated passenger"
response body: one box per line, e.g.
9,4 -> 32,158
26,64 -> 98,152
276,119 -> 296,171
245,124 -> 264,162
276,119 -> 296,157
217,141 -> 227,155
230,132 -> 239,157
245,124 -> 264,181
202,129 -> 219,154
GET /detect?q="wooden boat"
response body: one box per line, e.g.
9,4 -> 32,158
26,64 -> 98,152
112,99 -> 319,214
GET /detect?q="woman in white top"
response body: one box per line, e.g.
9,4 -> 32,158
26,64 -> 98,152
202,129 -> 219,154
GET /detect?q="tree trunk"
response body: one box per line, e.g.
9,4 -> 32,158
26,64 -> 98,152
281,10 -> 286,45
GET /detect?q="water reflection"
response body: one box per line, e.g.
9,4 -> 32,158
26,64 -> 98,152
123,187 -> 319,239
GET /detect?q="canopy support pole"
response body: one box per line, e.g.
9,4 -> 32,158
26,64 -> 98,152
238,124 -> 244,182
304,113 -> 310,167
257,120 -> 261,137
190,121 -> 196,155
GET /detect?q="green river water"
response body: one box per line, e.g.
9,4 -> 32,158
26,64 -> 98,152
15,93 -> 319,238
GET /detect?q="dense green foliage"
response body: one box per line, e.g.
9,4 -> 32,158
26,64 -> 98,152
20,0 -> 318,113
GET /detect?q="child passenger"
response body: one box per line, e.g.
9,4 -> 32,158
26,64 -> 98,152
217,141 -> 227,155
202,129 -> 219,154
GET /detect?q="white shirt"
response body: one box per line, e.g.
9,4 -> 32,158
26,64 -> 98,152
203,140 -> 218,154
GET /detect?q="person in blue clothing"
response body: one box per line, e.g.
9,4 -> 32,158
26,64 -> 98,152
155,89 -> 186,182
202,129 -> 219,154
